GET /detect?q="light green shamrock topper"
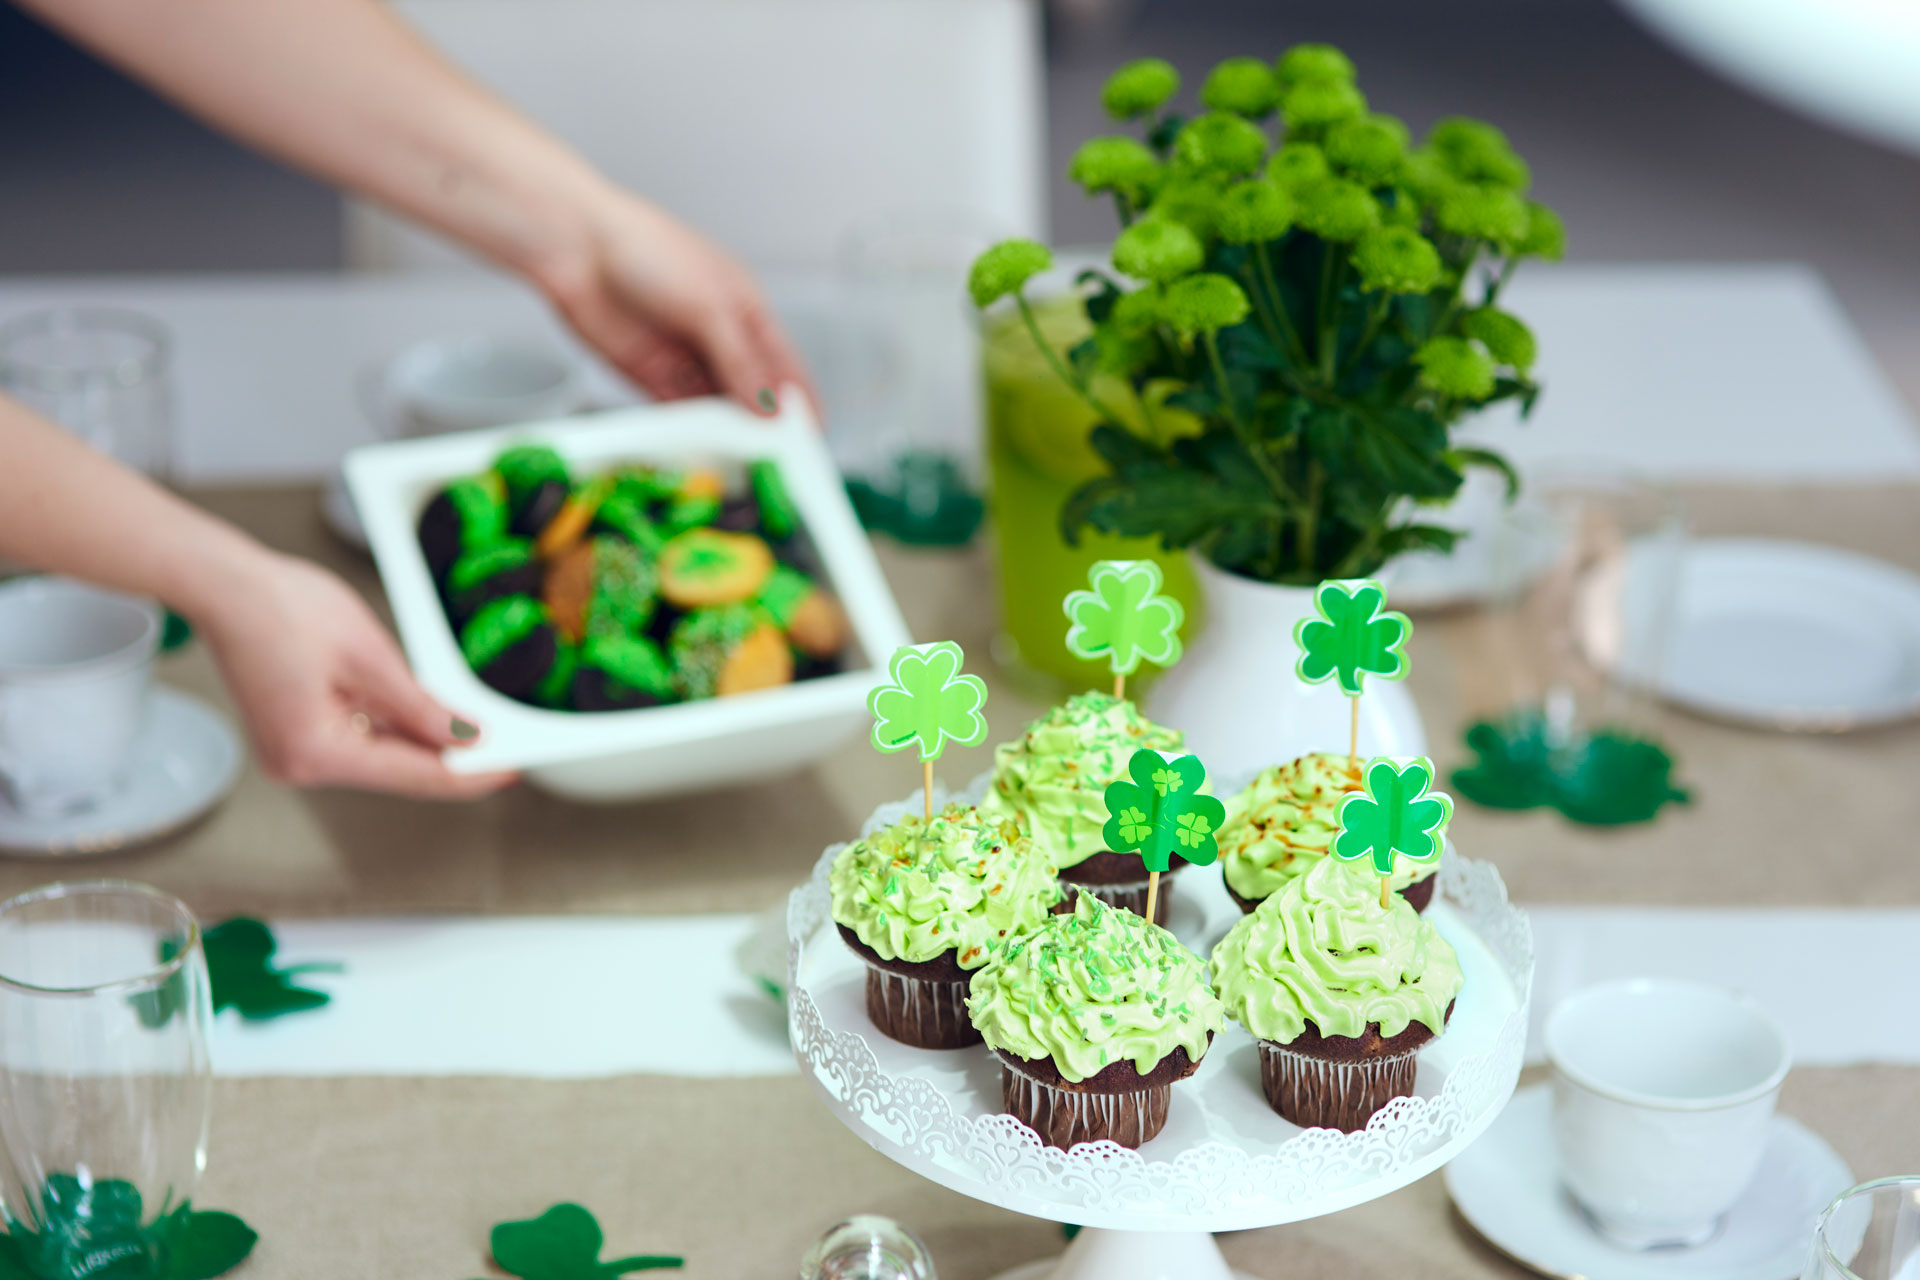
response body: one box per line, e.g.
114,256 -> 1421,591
868,641 -> 989,817
1293,577 -> 1410,698
1063,559 -> 1185,698
1102,748 -> 1226,924
1332,756 -> 1453,907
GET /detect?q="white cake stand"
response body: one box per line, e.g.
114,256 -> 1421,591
788,776 -> 1534,1280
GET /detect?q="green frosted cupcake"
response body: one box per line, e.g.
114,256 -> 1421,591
1211,857 -> 1462,1132
1220,753 -> 1438,916
830,806 -> 1062,1049
979,692 -> 1185,922
967,893 -> 1224,1149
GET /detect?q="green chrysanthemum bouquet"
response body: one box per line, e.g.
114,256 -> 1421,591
969,48 -> 1563,583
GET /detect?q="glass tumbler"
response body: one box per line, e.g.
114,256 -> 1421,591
0,309 -> 173,477
799,1215 -> 936,1280
1803,1177 -> 1920,1280
0,881 -> 213,1279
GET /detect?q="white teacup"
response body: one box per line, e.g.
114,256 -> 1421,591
1546,978 -> 1791,1249
373,337 -> 585,437
0,578 -> 160,817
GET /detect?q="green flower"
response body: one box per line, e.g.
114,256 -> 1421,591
1069,136 -> 1161,199
967,238 -> 1051,308
1324,114 -> 1409,183
1103,57 -> 1180,120
1174,111 -> 1269,177
1292,176 -> 1380,241
1159,273 -> 1250,336
1414,336 -> 1497,399
1351,226 -> 1442,294
1429,115 -> 1509,158
1216,180 -> 1293,244
1399,147 -> 1457,204
1265,141 -> 1329,191
1149,172 -> 1222,239
1379,187 -> 1422,228
1113,216 -> 1205,283
1514,201 -> 1567,259
1274,43 -> 1356,87
1109,286 -> 1163,335
1282,77 -> 1366,129
1436,183 -> 1530,246
1460,307 -> 1537,371
1200,56 -> 1283,117
1093,323 -> 1158,377
1293,578 -> 1409,696
1429,116 -> 1530,190
1332,757 -> 1452,878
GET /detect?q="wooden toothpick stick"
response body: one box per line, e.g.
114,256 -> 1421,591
1348,695 -> 1360,766
1113,673 -> 1125,701
1144,870 -> 1161,927
923,759 -> 933,821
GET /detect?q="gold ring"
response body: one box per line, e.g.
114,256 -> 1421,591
349,711 -> 372,736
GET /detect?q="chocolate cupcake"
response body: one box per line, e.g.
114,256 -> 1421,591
967,894 -> 1223,1149
418,474 -> 508,582
445,538 -> 542,629
572,633 -> 674,711
669,604 -> 792,699
979,692 -> 1186,923
1220,753 -> 1438,916
494,444 -> 571,540
829,806 -> 1060,1049
459,595 -> 561,700
1210,858 -> 1462,1132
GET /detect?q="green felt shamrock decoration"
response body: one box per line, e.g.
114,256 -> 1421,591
1333,756 -> 1452,907
196,917 -> 341,1021
1293,578 -> 1410,698
1102,750 -> 1225,875
1451,706 -> 1690,826
1063,560 -> 1185,697
0,1174 -> 258,1280
475,1204 -> 681,1280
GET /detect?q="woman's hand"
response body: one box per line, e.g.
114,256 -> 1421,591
196,552 -> 518,800
535,189 -> 816,412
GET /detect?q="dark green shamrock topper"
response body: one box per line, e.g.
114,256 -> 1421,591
868,641 -> 989,817
473,1203 -> 681,1280
0,1174 -> 258,1280
1294,578 -> 1410,698
1102,748 -> 1226,924
1063,559 -> 1186,699
198,917 -> 341,1021
1332,756 -> 1452,908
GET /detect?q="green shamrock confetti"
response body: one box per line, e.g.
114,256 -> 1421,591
1062,560 -> 1185,696
1451,706 -> 1690,826
473,1204 -> 681,1280
198,917 -> 341,1021
1293,578 -> 1410,698
0,1174 -> 257,1280
1101,749 -> 1226,875
1333,756 -> 1452,906
867,642 -> 989,763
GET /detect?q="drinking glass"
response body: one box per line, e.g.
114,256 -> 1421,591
798,1215 -> 936,1280
1803,1177 -> 1920,1280
0,882 -> 213,1279
0,309 -> 173,477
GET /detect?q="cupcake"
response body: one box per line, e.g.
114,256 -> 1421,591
829,806 -> 1061,1049
980,692 -> 1185,922
1220,753 -> 1438,915
1210,858 -> 1461,1132
967,893 -> 1222,1149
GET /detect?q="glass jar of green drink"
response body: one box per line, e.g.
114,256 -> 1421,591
981,292 -> 1200,696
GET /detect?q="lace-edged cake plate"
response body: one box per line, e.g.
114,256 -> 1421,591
787,773 -> 1534,1235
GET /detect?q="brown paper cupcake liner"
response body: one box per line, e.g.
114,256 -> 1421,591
1000,1066 -> 1170,1149
1255,1007 -> 1448,1132
836,924 -> 979,1049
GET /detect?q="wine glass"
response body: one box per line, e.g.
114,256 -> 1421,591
1803,1177 -> 1920,1280
0,309 -> 174,478
0,881 -> 213,1279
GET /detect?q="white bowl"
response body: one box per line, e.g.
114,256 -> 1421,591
343,394 -> 911,802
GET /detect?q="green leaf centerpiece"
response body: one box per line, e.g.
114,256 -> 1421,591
1452,706 -> 1690,826
1101,747 -> 1227,923
1293,577 -> 1411,762
867,641 -> 990,818
201,917 -> 342,1021
473,1203 -> 681,1280
1332,756 -> 1453,907
1063,559 -> 1186,699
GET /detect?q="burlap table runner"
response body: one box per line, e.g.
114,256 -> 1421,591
3,483 -> 1909,918
194,1065 -> 1914,1279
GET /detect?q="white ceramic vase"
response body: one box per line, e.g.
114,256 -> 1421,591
1146,554 -> 1428,776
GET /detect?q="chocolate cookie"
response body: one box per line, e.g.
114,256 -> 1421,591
459,595 -> 561,700
418,474 -> 508,582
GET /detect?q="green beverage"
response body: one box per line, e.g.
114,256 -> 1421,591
982,297 -> 1199,696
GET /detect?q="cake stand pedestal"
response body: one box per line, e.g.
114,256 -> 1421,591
789,780 -> 1534,1280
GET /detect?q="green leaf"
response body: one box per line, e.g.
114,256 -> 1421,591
1331,756 -> 1453,878
482,1204 -> 682,1280
1292,578 -> 1411,697
866,642 -> 989,762
1445,446 -> 1520,500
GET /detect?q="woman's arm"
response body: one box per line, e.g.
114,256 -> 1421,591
15,0 -> 810,407
0,395 -> 514,798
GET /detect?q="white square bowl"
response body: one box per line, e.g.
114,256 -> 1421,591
344,395 -> 911,802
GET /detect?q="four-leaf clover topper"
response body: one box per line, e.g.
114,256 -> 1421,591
1101,748 -> 1226,925
1332,756 -> 1453,909
1063,559 -> 1186,700
867,641 -> 990,819
1293,578 -> 1412,764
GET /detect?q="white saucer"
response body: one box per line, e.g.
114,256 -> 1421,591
1605,537 -> 1920,730
0,687 -> 242,857
1446,1085 -> 1853,1280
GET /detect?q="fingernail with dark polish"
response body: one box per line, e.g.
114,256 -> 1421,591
756,387 -> 776,414
450,716 -> 480,741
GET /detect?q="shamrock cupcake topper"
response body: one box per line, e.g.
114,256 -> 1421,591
1332,756 -> 1452,908
1293,577 -> 1411,764
1063,559 -> 1186,700
868,641 -> 989,818
1102,747 -> 1226,925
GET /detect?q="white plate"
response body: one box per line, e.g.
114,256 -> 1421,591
0,686 -> 242,857
1605,538 -> 1920,730
1446,1084 -> 1854,1280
